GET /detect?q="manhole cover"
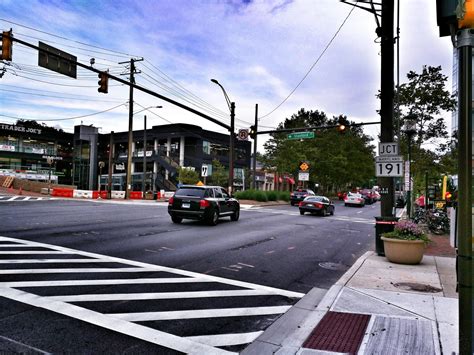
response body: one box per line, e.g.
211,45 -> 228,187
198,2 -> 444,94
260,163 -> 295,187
318,262 -> 346,271
393,282 -> 442,293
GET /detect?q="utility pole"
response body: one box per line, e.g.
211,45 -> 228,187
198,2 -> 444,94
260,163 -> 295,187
379,0 -> 395,218
456,28 -> 473,355
142,114 -> 147,199
252,104 -> 258,189
229,102 -> 235,195
119,57 -> 143,199
107,131 -> 114,199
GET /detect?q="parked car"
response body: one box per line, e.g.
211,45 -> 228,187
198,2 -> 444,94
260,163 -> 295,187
290,188 -> 315,206
359,189 -> 376,204
373,190 -> 381,201
344,192 -> 365,207
168,185 -> 240,226
299,196 -> 335,216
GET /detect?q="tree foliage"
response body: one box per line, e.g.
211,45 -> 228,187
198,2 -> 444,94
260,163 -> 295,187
177,167 -> 200,185
396,65 -> 456,145
262,108 -> 375,193
209,159 -> 228,187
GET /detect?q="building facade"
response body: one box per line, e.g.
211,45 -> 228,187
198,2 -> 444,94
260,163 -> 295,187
0,121 -> 73,184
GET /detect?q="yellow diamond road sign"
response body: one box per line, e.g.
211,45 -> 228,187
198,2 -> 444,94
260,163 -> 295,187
299,162 -> 309,171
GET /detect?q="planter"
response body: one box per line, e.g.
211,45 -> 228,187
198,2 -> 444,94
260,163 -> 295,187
381,237 -> 426,265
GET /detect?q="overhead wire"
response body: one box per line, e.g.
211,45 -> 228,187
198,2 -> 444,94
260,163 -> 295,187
258,5 -> 356,120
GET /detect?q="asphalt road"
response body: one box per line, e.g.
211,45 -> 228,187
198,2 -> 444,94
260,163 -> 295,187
0,195 -> 380,354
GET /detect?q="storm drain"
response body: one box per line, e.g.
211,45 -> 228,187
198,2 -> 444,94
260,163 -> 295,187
303,311 -> 371,354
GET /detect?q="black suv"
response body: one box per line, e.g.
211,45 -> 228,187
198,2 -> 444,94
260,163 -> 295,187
168,185 -> 240,226
290,188 -> 315,206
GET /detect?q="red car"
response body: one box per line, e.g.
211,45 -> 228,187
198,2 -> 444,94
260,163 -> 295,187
337,192 -> 347,201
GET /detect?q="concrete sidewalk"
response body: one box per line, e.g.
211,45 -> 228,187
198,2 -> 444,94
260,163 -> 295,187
243,251 -> 458,355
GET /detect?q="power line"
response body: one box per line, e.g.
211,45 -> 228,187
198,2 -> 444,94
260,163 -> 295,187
0,87 -> 125,103
0,18 -> 137,58
259,5 -> 355,120
0,102 -> 127,122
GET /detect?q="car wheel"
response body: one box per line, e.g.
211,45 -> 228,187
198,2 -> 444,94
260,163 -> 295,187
290,202 -> 294,206
321,207 -> 327,216
330,208 -> 334,216
171,216 -> 182,224
344,203 -> 348,207
230,208 -> 240,221
299,210 -> 304,215
208,209 -> 219,226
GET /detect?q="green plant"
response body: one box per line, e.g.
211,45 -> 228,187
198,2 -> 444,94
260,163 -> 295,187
254,190 -> 268,202
277,191 -> 290,201
382,220 -> 430,244
267,190 -> 278,201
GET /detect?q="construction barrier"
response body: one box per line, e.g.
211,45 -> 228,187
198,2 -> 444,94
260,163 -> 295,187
51,188 -> 74,198
129,191 -> 143,200
73,189 -> 93,199
111,191 -> 126,199
92,191 -> 108,199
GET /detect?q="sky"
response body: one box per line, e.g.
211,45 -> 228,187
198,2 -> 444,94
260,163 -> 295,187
0,0 -> 454,152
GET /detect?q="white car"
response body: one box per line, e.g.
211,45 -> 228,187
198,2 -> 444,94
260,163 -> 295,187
344,192 -> 365,207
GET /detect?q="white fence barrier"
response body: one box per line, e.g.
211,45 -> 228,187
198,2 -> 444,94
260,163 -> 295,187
111,191 -> 126,199
73,190 -> 93,199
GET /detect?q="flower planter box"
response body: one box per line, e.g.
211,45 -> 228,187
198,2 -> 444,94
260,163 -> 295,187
381,237 -> 425,265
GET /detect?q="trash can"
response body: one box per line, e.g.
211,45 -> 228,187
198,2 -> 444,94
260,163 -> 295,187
375,216 -> 400,256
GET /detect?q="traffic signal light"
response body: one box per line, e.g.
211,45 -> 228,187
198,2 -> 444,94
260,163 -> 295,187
98,71 -> 108,94
249,125 -> 256,139
336,123 -> 346,133
458,0 -> 474,29
1,30 -> 12,61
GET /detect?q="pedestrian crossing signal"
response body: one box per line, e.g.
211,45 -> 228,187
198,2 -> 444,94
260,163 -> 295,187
98,71 -> 108,94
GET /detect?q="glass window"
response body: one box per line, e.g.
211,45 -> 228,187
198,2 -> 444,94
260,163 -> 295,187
202,141 -> 210,155
221,189 -> 229,198
214,188 -> 223,198
176,187 -> 205,197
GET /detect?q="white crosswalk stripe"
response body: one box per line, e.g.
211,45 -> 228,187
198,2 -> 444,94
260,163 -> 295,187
0,194 -> 55,202
0,236 -> 303,353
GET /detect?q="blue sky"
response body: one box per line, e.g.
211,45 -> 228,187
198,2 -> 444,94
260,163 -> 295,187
0,0 -> 453,151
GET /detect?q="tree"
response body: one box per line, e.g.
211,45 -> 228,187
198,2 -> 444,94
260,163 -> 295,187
209,159 -> 228,187
263,109 -> 375,193
396,65 -> 456,145
177,167 -> 199,185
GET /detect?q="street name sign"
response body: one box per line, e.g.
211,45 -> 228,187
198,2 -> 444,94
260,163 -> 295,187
288,132 -> 314,140
38,42 -> 77,79
378,142 -> 399,156
298,172 -> 309,181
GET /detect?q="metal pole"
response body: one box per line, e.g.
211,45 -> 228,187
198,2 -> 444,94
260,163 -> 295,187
379,0 -> 395,217
253,104 -> 258,190
406,135 -> 412,218
456,28 -> 473,355
229,102 -> 235,194
142,114 -> 147,199
125,59 -> 135,199
107,132 -> 114,199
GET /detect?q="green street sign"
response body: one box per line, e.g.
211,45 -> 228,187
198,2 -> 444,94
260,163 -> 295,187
287,131 -> 314,140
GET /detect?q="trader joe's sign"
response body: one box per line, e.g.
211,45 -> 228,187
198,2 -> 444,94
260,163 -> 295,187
0,124 -> 42,135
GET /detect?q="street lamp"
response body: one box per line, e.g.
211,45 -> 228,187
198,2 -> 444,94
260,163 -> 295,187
141,106 -> 162,199
211,79 -> 235,194
125,105 -> 162,199
404,114 -> 417,219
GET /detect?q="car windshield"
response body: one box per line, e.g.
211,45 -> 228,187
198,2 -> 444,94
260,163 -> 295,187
304,196 -> 325,202
348,193 -> 362,198
175,188 -> 205,198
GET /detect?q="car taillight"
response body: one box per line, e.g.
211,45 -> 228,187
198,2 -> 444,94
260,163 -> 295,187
303,194 -> 308,197
358,198 -> 364,202
314,203 -> 323,208
168,196 -> 174,205
298,201 -> 304,207
199,199 -> 211,208
290,193 -> 294,197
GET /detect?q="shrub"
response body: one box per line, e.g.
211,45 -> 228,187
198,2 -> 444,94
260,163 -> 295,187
255,190 -> 268,202
278,191 -> 290,201
267,190 -> 278,201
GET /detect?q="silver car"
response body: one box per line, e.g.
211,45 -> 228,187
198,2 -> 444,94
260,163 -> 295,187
344,192 -> 365,207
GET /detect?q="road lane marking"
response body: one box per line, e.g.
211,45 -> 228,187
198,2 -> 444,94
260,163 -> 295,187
47,289 -> 275,302
108,306 -> 292,321
0,287 -> 231,355
185,331 -> 264,346
0,236 -> 303,351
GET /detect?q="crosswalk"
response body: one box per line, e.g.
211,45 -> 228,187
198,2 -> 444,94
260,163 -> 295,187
0,195 -> 56,202
0,236 -> 303,354
246,207 -> 376,224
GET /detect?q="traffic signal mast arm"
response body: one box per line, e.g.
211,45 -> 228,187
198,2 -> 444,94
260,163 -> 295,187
6,33 -> 231,131
256,121 -> 380,135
